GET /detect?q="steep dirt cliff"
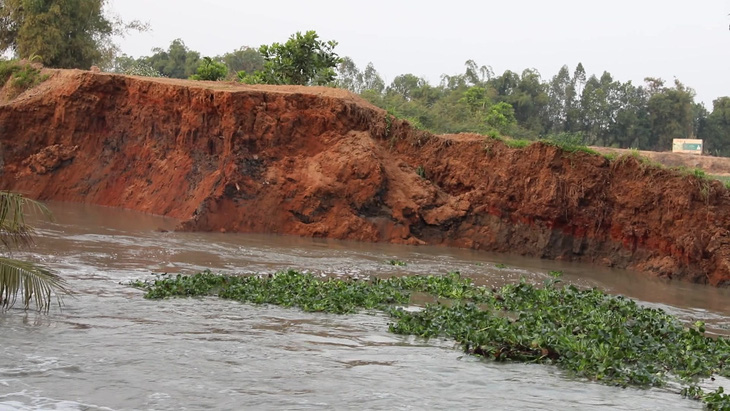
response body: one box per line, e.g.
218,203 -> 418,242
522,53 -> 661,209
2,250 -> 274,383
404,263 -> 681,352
2,69 -> 730,286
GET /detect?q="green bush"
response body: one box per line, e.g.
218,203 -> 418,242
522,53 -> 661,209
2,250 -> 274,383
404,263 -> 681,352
237,70 -> 261,84
189,57 -> 228,81
124,63 -> 164,77
0,59 -> 49,96
0,59 -> 22,83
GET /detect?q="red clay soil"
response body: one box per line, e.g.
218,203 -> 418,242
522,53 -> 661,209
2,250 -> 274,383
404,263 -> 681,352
2,69 -> 730,286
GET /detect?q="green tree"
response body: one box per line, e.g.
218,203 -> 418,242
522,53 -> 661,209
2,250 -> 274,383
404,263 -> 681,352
485,102 -> 517,134
573,62 -> 587,96
579,72 -> 626,146
144,39 -> 200,79
357,62 -> 386,104
190,57 -> 227,81
608,81 -> 650,148
699,97 -> 730,156
111,53 -> 137,73
645,79 -> 695,151
111,53 -> 162,77
219,46 -> 263,78
387,73 -> 427,101
491,70 -> 520,97
361,62 -> 385,94
463,59 -> 493,87
461,86 -> 490,114
249,30 -> 341,86
333,57 -> 717,153
0,0 -> 145,69
515,68 -> 549,133
335,56 -> 364,93
547,65 -> 572,132
441,60 -> 493,90
490,69 -> 548,137
0,192 -> 69,312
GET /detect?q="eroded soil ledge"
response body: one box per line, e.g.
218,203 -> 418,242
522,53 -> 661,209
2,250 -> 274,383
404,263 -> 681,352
2,70 -> 730,286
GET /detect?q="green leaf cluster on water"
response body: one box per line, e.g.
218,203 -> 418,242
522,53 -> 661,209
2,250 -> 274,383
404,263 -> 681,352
129,270 -> 729,409
387,259 -> 407,267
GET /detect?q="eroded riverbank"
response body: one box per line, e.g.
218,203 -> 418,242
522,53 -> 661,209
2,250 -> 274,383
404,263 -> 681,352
3,70 -> 730,285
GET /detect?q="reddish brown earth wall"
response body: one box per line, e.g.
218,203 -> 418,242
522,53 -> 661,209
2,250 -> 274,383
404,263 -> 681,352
2,70 -> 730,286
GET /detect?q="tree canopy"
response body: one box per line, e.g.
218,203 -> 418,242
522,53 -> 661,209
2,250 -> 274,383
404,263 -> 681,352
112,40 -> 264,81
221,46 -> 264,76
107,35 -> 728,155
189,56 -> 227,81
334,58 -> 718,151
0,0 -> 145,69
245,30 -> 341,86
143,38 -> 200,79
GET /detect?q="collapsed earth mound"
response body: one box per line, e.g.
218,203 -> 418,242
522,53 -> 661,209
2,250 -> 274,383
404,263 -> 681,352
1,70 -> 730,286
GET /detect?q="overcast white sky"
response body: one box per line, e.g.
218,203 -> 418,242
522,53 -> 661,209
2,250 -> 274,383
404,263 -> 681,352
109,0 -> 730,108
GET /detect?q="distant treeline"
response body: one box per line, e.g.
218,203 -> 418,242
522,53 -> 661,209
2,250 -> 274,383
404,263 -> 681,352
2,0 -> 727,155
334,58 -> 730,156
114,39 -> 730,156
114,39 -> 729,156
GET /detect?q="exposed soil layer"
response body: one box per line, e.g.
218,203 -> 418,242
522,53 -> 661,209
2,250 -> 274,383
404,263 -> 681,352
2,70 -> 730,286
591,146 -> 730,176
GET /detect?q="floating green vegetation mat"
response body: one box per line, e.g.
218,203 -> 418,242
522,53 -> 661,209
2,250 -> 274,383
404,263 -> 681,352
129,270 -> 729,409
387,259 -> 407,267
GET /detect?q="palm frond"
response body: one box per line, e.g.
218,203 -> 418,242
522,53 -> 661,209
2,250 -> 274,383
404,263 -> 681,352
0,257 -> 71,312
0,191 -> 52,250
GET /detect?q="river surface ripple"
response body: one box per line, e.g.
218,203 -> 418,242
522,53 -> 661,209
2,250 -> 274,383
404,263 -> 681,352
3,202 -> 729,410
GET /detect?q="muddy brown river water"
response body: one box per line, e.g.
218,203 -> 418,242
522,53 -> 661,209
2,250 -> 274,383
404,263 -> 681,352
1,202 -> 729,410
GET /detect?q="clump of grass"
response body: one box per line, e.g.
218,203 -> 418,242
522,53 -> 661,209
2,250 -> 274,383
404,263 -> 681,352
675,166 -> 709,180
0,59 -> 49,97
615,150 -> 665,171
602,152 -> 618,161
415,165 -> 426,179
540,132 -> 599,155
129,270 -> 730,408
710,175 -> 730,190
0,60 -> 21,83
504,138 -> 531,149
485,132 -> 503,142
384,114 -> 393,137
484,132 -> 531,149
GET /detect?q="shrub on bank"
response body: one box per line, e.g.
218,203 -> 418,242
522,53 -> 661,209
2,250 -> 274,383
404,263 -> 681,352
0,59 -> 49,96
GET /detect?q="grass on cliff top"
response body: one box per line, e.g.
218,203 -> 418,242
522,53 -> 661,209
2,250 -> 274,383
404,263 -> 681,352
486,132 -> 601,156
615,150 -> 730,189
487,134 -> 729,192
0,59 -> 49,98
128,270 -> 730,409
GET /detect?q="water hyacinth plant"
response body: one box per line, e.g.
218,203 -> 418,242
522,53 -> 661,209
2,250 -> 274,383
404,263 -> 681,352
129,270 -> 730,409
